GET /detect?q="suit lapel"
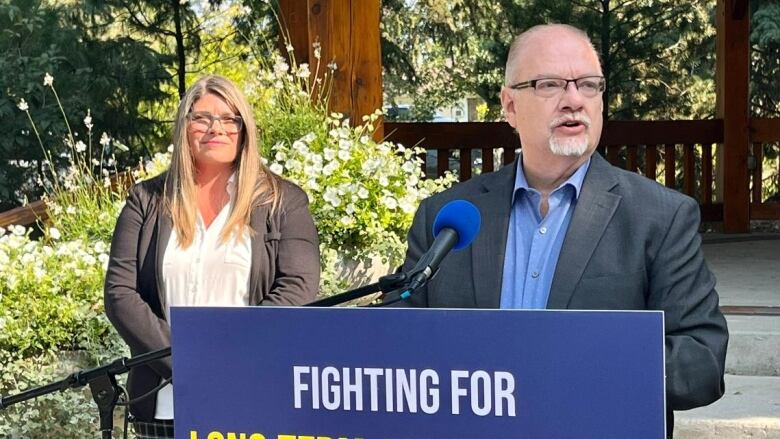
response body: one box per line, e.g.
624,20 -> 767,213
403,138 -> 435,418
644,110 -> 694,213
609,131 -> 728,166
471,161 -> 517,308
248,204 -> 267,305
547,154 -> 621,309
155,195 -> 173,315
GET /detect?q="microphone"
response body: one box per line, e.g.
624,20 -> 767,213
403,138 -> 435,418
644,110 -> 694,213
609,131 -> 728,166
404,199 -> 481,293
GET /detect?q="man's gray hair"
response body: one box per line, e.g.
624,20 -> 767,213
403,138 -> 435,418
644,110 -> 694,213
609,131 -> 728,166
504,24 -> 601,85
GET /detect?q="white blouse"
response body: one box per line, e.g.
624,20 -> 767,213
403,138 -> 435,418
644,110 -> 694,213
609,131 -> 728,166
155,174 -> 252,419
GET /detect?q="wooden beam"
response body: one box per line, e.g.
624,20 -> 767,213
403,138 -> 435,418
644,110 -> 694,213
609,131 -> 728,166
306,0 -> 383,138
749,117 -> 780,142
716,0 -> 751,233
601,119 -> 723,145
350,1 -> 383,137
731,0 -> 749,19
277,0 -> 310,65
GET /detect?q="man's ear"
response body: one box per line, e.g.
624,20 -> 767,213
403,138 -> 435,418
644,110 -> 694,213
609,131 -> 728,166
500,86 -> 518,129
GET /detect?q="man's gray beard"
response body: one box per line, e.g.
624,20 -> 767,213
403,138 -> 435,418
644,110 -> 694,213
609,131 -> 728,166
549,135 -> 589,157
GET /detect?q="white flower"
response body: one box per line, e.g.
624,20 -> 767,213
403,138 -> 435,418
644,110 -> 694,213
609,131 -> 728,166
270,163 -> 284,175
21,252 -> 35,265
292,140 -> 308,153
82,253 -> 97,266
323,187 -> 341,207
94,241 -> 107,253
17,99 -> 28,111
75,141 -> 87,153
99,253 -> 110,268
322,162 -> 338,176
43,73 -> 54,87
357,186 -> 369,199
313,41 -> 322,60
346,203 -> 356,214
328,61 -> 337,71
99,132 -> 111,147
338,149 -> 350,161
338,138 -> 351,150
66,206 -> 76,214
323,148 -> 336,161
83,109 -> 93,130
48,227 -> 61,240
379,175 -> 389,187
400,197 -> 416,213
340,216 -> 354,226
273,58 -> 289,75
285,158 -> 301,171
296,63 -> 311,78
12,225 -> 25,236
402,160 -> 416,173
384,196 -> 398,210
302,132 -> 317,143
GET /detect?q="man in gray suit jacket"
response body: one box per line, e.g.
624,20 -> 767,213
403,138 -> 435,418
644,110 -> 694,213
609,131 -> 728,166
397,24 -> 728,437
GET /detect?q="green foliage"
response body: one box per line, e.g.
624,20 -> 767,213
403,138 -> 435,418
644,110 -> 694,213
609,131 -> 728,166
381,0 -> 718,121
0,223 -> 128,436
0,345 -> 128,437
751,0 -> 780,117
0,0 -> 170,210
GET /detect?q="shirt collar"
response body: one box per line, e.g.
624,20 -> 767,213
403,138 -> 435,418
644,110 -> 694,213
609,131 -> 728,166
513,152 -> 591,199
226,172 -> 238,200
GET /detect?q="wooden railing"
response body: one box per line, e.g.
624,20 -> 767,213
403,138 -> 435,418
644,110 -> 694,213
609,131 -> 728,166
0,171 -> 134,229
2,119 -> 779,228
385,119 -> 780,222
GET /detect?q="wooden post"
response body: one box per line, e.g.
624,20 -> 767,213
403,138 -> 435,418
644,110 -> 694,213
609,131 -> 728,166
716,0 -> 750,233
277,0 -> 384,139
277,0 -> 310,66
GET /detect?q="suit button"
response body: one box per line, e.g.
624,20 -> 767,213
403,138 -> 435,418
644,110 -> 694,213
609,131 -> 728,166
531,271 -> 540,278
539,227 -> 547,235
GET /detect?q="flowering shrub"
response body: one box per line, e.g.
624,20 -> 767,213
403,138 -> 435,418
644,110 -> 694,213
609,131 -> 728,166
1,74 -> 129,437
247,49 -> 455,293
268,114 -> 454,292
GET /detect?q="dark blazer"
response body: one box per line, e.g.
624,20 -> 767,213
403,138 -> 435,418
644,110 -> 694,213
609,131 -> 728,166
104,173 -> 320,420
399,153 -> 728,435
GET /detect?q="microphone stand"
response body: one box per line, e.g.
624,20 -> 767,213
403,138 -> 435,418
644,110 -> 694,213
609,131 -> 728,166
305,271 -> 410,307
0,270 -> 426,437
0,347 -> 170,439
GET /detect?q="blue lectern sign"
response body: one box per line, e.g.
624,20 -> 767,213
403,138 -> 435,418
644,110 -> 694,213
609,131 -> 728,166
171,307 -> 664,439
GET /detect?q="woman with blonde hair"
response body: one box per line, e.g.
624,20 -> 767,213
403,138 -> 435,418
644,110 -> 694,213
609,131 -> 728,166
104,75 -> 320,438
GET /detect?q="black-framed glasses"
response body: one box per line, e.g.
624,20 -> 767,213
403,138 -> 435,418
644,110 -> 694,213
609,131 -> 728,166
508,76 -> 606,98
187,112 -> 244,134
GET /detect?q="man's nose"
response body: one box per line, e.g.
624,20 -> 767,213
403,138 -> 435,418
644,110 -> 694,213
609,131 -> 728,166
559,82 -> 585,112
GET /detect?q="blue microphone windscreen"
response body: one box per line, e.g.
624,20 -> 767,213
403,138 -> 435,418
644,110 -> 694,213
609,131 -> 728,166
432,200 -> 481,250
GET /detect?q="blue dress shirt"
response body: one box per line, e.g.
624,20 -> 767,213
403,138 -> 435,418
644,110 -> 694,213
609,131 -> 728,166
499,155 -> 590,309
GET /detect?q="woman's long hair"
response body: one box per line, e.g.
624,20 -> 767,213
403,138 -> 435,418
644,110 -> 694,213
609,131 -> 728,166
165,75 -> 280,248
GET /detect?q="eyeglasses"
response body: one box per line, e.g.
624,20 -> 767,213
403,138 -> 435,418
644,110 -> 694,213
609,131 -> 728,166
508,76 -> 606,98
187,112 -> 243,134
